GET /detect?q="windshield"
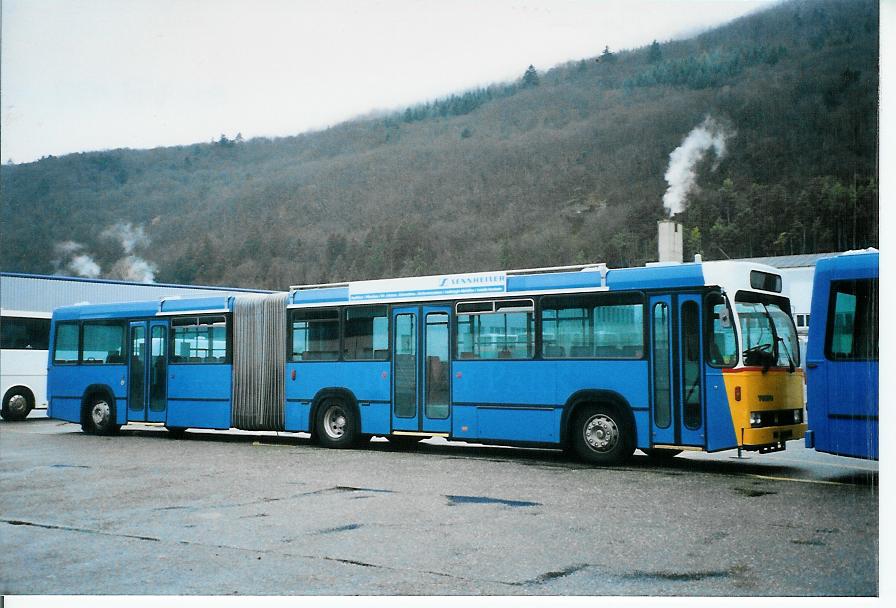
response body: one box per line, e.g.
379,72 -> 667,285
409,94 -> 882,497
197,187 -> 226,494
735,300 -> 800,367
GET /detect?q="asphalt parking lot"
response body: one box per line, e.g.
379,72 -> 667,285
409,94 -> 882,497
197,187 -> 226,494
1,413 -> 878,596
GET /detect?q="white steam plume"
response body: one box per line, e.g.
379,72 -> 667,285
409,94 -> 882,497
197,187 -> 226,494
53,241 -> 102,278
662,116 -> 732,216
111,256 -> 157,284
101,222 -> 150,254
68,254 -> 102,278
102,221 -> 157,283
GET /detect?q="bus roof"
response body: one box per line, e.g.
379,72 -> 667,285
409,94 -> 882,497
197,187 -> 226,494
812,249 -> 878,281
288,260 -> 788,308
49,259 -> 790,318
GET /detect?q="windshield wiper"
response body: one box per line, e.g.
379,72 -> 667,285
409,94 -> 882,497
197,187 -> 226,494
777,336 -> 796,373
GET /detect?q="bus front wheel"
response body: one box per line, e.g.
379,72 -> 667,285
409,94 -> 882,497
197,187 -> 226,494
571,404 -> 634,465
315,400 -> 358,448
1,388 -> 33,421
84,395 -> 121,436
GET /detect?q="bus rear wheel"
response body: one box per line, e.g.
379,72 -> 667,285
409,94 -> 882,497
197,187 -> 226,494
571,404 -> 634,465
1,388 -> 33,421
84,395 -> 120,436
315,400 -> 358,448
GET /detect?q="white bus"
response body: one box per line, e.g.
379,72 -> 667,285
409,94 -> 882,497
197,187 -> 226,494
1,309 -> 52,420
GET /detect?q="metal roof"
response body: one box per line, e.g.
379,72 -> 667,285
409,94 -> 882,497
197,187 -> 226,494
734,252 -> 846,269
1,272 -> 273,314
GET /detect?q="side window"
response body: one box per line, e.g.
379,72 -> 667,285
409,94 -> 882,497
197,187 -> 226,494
540,294 -> 644,359
826,279 -> 878,360
681,301 -> 701,430
291,309 -> 339,361
170,315 -> 229,363
82,321 -> 126,364
343,306 -> 388,360
53,322 -> 80,364
1,316 -> 51,350
456,300 -> 534,359
652,302 -> 671,429
705,292 -> 737,367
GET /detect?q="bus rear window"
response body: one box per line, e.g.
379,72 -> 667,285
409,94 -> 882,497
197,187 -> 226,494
53,323 -> 80,364
826,279 -> 878,360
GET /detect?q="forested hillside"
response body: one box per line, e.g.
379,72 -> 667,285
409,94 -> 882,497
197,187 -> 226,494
0,0 -> 878,289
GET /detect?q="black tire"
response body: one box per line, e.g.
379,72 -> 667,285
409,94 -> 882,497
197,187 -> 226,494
83,394 -> 121,436
643,448 -> 682,459
570,404 -> 634,465
387,435 -> 424,449
315,399 -> 359,448
1,388 -> 34,421
166,426 -> 187,439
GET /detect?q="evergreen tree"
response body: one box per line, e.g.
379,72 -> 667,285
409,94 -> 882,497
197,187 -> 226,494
522,64 -> 540,87
601,45 -> 616,62
648,40 -> 662,63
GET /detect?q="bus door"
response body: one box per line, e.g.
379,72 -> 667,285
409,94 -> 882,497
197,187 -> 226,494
127,320 -> 169,423
648,294 -> 705,447
391,305 -> 452,434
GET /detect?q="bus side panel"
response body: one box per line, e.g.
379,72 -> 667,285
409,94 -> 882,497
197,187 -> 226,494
815,360 -> 878,459
47,364 -> 127,424
167,364 -> 232,429
1,349 -> 49,408
285,361 -> 391,435
704,367 -> 738,451
452,360 -> 648,445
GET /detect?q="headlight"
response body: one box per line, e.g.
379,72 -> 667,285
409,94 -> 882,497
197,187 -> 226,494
793,409 -> 803,424
750,412 -> 762,426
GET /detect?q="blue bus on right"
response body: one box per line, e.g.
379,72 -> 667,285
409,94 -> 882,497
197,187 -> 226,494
805,250 -> 879,460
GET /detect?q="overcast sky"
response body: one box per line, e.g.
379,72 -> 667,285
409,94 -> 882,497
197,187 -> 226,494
1,0 -> 777,163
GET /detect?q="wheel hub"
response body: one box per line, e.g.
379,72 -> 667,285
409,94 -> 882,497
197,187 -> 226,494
8,394 -> 28,416
324,406 -> 346,439
584,414 -> 619,452
91,401 -> 110,427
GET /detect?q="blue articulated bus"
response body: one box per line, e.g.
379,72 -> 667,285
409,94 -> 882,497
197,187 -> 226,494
805,250 -> 879,460
47,261 -> 806,464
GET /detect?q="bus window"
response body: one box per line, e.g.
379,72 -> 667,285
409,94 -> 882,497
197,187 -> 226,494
652,303 -> 671,428
53,323 -> 80,364
826,279 -> 878,360
343,306 -> 388,360
82,321 -> 126,364
456,309 -> 533,359
736,299 -> 799,367
1,316 -> 51,350
171,315 -> 229,363
541,294 -> 643,359
425,313 -> 450,419
681,301 -> 701,430
705,292 -> 736,367
290,309 -> 339,361
394,313 -> 417,418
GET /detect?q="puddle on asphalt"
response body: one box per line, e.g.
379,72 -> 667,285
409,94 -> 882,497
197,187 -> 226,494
445,494 -> 541,508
